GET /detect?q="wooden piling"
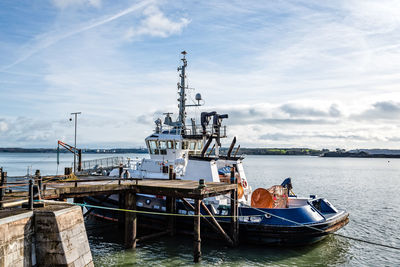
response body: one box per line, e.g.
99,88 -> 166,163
0,171 -> 7,205
28,180 -> 33,210
167,165 -> 176,236
118,193 -> 125,230
124,191 -> 137,249
230,186 -> 239,246
230,166 -> 239,246
119,165 -> 123,178
78,150 -> 82,171
193,198 -> 201,262
166,196 -> 176,236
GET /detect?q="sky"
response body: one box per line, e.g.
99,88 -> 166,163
0,0 -> 400,149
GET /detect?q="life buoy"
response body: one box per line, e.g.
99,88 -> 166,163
241,179 -> 248,188
237,183 -> 244,199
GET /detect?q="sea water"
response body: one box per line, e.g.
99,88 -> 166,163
1,153 -> 399,266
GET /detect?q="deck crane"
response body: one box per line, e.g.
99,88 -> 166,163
57,140 -> 82,172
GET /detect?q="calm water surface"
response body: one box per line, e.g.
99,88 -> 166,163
1,153 -> 399,266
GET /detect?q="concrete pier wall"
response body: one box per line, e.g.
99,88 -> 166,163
0,211 -> 34,266
0,205 -> 93,267
35,205 -> 93,267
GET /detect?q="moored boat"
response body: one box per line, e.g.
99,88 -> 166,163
85,51 -> 349,245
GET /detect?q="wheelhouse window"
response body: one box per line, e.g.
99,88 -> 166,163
148,140 -> 158,154
159,141 -> 167,155
187,141 -> 197,155
182,141 -> 189,150
197,141 -> 203,150
167,140 -> 174,149
189,141 -> 196,150
175,141 -> 181,149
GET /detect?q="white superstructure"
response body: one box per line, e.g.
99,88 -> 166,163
109,51 -> 252,204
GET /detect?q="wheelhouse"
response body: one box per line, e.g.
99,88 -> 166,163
145,134 -> 204,161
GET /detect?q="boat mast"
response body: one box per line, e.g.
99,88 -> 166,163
177,51 -> 188,132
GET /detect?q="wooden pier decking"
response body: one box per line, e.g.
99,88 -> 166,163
0,170 -> 239,263
41,176 -> 236,199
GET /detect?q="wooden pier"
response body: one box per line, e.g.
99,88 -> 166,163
0,170 -> 239,263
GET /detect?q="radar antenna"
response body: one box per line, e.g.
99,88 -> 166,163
163,51 -> 204,133
177,51 -> 188,129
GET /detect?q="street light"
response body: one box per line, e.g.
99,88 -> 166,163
70,112 -> 81,173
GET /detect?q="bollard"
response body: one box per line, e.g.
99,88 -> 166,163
198,179 -> 206,189
36,169 -> 42,192
29,179 -> 33,210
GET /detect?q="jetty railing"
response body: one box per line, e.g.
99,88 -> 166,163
80,156 -> 125,170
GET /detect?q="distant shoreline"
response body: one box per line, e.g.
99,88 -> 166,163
0,148 -> 148,154
1,147 -> 400,158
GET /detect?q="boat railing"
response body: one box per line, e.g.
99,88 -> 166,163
183,124 -> 227,137
157,124 -> 227,138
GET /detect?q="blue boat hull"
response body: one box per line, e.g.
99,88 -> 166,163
83,194 -> 349,246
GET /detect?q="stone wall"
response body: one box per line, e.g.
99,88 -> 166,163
35,205 -> 93,267
0,211 -> 34,267
0,205 -> 93,267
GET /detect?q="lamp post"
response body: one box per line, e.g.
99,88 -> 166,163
70,112 -> 81,173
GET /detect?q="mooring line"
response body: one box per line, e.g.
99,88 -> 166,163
36,200 -> 264,219
219,194 -> 400,251
36,198 -> 400,251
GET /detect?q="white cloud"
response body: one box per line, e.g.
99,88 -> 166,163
0,121 -> 8,132
344,0 -> 400,33
124,5 -> 190,39
2,0 -> 400,149
52,0 -> 102,9
0,0 -> 152,71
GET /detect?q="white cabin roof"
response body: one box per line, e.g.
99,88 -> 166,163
145,133 -> 184,141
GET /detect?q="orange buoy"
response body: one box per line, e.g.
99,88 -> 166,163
251,188 -> 274,209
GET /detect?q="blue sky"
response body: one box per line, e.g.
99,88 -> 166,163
1,0 -> 400,149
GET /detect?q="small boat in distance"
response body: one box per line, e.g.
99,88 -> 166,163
86,51 -> 349,245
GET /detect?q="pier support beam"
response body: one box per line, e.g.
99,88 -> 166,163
167,165 -> 176,236
124,191 -> 137,249
166,196 -> 176,236
118,193 -> 125,230
0,170 -> 7,207
230,188 -> 239,246
193,199 -> 201,262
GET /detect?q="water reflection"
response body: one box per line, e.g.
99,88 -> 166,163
88,221 -> 351,267
3,153 -> 400,265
